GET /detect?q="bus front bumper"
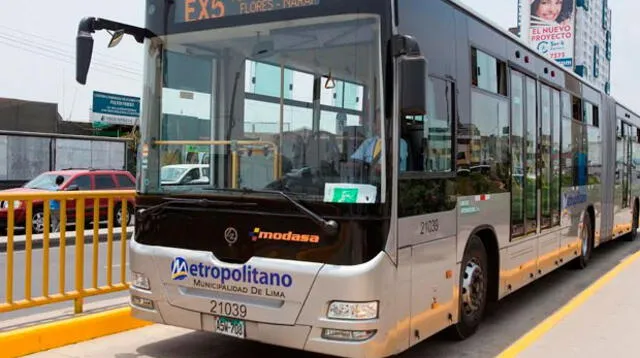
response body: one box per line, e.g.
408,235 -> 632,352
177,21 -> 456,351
130,287 -> 391,358
128,241 -> 398,358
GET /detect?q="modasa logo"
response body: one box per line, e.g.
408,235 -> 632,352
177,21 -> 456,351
250,227 -> 320,243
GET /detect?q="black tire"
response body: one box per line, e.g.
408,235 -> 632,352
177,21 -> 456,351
625,202 -> 638,242
572,214 -> 593,269
31,207 -> 45,234
448,235 -> 489,340
114,203 -> 133,227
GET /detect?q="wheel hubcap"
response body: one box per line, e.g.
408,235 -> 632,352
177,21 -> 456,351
581,224 -> 589,257
462,258 -> 484,317
33,212 -> 44,233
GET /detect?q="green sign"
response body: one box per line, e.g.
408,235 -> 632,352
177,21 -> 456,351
331,188 -> 359,203
324,183 -> 377,204
186,145 -> 208,152
92,121 -> 112,129
91,91 -> 140,126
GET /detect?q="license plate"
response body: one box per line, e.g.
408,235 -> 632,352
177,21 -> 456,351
215,316 -> 245,339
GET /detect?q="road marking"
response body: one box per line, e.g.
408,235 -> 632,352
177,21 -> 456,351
497,248 -> 640,358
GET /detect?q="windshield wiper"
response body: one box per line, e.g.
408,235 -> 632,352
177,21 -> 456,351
233,187 -> 338,236
138,197 -> 257,219
278,190 -> 339,236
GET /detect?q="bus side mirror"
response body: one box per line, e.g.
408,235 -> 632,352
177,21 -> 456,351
75,17 -> 148,85
76,30 -> 95,85
399,56 -> 428,116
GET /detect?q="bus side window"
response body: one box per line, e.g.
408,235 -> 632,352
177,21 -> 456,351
398,76 -> 456,217
401,76 -> 453,174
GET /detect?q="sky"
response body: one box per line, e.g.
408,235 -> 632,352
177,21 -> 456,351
0,0 -> 638,122
0,0 -> 145,122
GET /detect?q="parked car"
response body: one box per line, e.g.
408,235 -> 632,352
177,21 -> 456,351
0,168 -> 136,234
161,164 -> 210,185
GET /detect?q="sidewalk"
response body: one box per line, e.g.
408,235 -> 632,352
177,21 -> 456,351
0,296 -> 129,332
502,249 -> 640,357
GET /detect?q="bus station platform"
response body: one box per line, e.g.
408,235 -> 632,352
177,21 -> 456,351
16,248 -> 640,358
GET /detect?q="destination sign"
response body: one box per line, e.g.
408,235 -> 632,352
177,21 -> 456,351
175,0 -> 320,23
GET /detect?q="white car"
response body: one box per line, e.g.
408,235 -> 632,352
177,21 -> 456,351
161,164 -> 210,185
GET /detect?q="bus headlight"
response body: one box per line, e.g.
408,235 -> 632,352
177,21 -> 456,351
132,272 -> 150,290
327,301 -> 378,320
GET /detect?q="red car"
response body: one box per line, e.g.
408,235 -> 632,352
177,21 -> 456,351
0,168 -> 136,234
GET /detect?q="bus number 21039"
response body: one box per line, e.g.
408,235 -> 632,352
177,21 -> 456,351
210,300 -> 247,318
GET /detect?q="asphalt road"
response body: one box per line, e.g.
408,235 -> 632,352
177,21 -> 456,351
25,232 -> 640,358
0,241 -> 130,322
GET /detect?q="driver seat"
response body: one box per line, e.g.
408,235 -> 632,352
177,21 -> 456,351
304,131 -> 341,172
274,131 -> 304,173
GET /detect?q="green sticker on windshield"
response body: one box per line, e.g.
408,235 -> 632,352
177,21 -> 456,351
332,188 -> 359,203
324,183 -> 377,204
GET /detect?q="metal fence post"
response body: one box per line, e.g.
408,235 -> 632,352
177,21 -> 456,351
74,197 -> 86,314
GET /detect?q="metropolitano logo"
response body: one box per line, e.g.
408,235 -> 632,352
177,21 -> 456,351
171,257 -> 189,280
169,256 -> 294,287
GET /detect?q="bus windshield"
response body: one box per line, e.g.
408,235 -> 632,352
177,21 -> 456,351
140,14 -> 386,203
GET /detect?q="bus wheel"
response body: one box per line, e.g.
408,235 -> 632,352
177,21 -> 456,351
449,235 -> 488,340
633,203 -> 639,240
572,215 -> 592,269
625,202 -> 638,242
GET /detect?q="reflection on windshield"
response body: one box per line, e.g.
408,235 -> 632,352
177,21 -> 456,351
161,167 -> 187,182
24,174 -> 70,190
141,14 -> 385,204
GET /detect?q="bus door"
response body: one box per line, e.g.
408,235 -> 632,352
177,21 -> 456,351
510,70 -> 539,238
397,76 -> 458,344
538,82 -> 563,266
614,119 -> 632,234
508,69 -> 551,287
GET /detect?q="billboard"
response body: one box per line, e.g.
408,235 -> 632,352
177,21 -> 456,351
520,0 -> 576,70
91,91 -> 140,127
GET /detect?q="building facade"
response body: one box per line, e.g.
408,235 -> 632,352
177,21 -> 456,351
573,0 -> 612,93
517,0 -> 612,94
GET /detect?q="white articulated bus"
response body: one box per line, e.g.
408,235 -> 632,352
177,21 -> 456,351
74,0 -> 640,357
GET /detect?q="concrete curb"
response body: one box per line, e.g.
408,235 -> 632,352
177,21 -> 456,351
0,228 -> 133,252
0,307 -> 153,358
